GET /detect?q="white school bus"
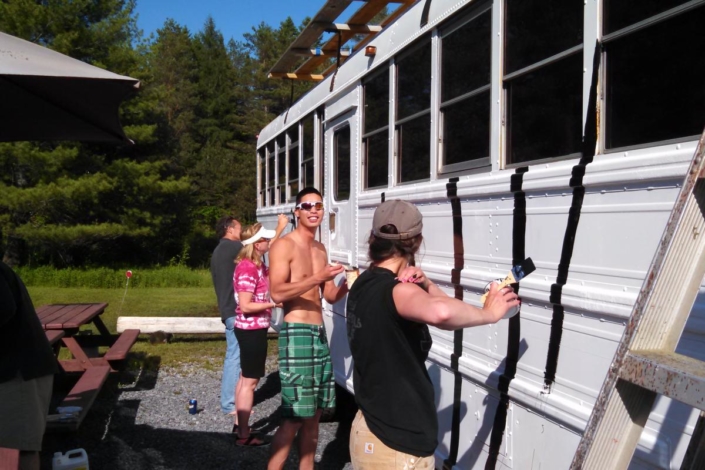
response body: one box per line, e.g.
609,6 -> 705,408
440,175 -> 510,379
255,0 -> 705,468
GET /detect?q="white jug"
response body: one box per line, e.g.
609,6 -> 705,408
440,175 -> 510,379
52,448 -> 89,470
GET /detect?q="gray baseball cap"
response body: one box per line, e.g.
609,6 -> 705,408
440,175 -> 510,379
372,200 -> 423,240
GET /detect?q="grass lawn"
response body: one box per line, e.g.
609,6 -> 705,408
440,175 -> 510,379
26,286 -> 242,370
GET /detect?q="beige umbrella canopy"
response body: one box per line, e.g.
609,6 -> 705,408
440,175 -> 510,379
0,31 -> 140,143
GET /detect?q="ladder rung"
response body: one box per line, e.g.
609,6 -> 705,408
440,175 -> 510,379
619,350 -> 705,411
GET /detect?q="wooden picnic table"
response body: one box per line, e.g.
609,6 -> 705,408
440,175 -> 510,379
37,303 -> 140,432
36,303 -> 140,373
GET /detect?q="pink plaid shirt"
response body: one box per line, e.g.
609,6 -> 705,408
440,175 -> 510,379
233,259 -> 271,330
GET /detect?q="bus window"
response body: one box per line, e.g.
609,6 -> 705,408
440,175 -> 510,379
334,126 -> 350,201
277,134 -> 286,204
267,141 -> 275,206
603,1 -> 704,150
439,6 -> 491,173
288,126 -> 299,201
363,68 -> 389,189
302,114 -> 315,188
395,36 -> 431,183
504,0 -> 583,165
258,149 -> 265,207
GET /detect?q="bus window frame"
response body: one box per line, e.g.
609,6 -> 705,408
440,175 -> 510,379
333,124 -> 351,202
287,125 -> 300,202
502,0 -> 585,168
600,1 -> 705,154
394,34 -> 432,185
437,3 -> 493,175
362,65 -> 390,190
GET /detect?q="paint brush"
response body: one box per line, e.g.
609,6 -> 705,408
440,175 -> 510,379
480,257 -> 535,304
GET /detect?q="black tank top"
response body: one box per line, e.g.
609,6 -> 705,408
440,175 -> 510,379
346,266 -> 437,456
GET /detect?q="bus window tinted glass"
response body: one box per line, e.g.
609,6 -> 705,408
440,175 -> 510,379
365,131 -> 388,188
442,10 -> 491,102
505,0 -> 583,74
507,53 -> 583,164
334,126 -> 350,201
605,7 -> 705,149
399,115 -> 430,182
364,71 -> 389,133
258,150 -> 265,206
443,92 -> 490,166
288,128 -> 299,200
267,142 -> 275,205
397,39 -> 431,120
303,161 -> 314,188
440,7 -> 491,171
302,114 -> 314,189
604,0 -> 692,34
364,69 -> 389,190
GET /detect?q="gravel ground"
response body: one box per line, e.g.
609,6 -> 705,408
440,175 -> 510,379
40,353 -> 357,469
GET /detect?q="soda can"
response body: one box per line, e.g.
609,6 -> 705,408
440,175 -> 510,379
188,399 -> 197,415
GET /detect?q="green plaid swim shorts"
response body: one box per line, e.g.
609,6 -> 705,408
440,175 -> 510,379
278,322 -> 336,419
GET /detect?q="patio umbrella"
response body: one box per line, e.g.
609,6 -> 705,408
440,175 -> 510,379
0,31 -> 140,143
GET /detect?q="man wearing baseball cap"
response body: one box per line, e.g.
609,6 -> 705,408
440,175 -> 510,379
346,199 -> 519,469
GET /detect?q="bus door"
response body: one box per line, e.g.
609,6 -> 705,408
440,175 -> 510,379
322,107 -> 358,274
321,101 -> 358,388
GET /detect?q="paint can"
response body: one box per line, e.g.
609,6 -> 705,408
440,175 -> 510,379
484,280 -> 520,319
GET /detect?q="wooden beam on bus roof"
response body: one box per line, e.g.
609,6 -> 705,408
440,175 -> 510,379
318,22 -> 383,34
267,72 -> 325,81
294,0 -> 415,76
290,48 -> 351,58
268,0 -> 416,81
268,0 -> 356,77
320,0 -> 413,77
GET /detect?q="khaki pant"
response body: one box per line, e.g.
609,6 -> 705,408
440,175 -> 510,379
349,410 -> 435,470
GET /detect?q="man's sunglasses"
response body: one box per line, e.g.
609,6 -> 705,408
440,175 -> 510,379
295,202 -> 324,211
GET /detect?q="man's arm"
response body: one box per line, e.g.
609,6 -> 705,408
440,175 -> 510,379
268,239 -> 344,304
270,214 -> 290,247
393,281 -> 519,330
322,272 -> 348,304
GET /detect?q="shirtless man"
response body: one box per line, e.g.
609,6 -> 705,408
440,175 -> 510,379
267,187 -> 348,470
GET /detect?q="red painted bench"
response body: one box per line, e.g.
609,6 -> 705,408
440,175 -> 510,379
47,365 -> 111,432
45,329 -> 65,345
104,329 -> 140,363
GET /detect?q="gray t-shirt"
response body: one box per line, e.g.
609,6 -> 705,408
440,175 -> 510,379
210,238 -> 243,322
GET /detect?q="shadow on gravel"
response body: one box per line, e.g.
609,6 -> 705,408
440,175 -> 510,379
318,385 -> 358,470
40,363 -> 356,469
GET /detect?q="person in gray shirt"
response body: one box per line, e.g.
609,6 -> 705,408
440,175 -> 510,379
211,214 -> 289,433
211,216 -> 244,429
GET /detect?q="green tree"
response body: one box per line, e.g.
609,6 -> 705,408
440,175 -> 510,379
0,0 -> 192,267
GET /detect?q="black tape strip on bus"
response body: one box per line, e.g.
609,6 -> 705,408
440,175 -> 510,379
543,40 -> 601,390
420,0 -> 433,27
443,177 -> 463,470
485,166 -> 527,469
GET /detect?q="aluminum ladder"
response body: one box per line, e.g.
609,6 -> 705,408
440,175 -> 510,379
571,129 -> 705,470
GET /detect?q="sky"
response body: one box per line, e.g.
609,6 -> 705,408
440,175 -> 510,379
134,0 -> 326,43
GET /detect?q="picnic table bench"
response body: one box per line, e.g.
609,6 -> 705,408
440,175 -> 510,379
37,303 -> 140,431
37,303 -> 140,372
